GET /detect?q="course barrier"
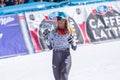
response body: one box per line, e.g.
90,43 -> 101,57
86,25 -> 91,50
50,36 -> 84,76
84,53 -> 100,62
0,0 -> 117,15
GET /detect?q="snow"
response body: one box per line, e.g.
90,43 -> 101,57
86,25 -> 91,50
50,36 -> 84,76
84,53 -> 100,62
0,41 -> 120,80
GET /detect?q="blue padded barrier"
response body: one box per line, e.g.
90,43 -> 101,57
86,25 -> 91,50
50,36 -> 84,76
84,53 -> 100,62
0,2 -> 60,15
68,0 -> 110,6
0,0 -> 117,15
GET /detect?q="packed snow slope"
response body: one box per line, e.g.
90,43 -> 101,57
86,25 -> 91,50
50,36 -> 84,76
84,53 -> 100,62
0,41 -> 120,80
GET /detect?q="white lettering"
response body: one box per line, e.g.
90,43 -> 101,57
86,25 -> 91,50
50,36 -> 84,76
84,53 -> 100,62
0,33 -> 3,39
118,27 -> 120,32
69,21 -> 74,27
0,17 -> 14,25
111,27 -> 119,37
115,16 -> 120,25
90,16 -> 120,28
101,30 -> 108,38
89,15 -> 120,39
89,19 -> 96,28
69,19 -> 78,42
98,19 -> 104,28
109,17 -> 115,26
104,17 -> 109,26
106,28 -> 112,38
118,27 -> 120,35
92,30 -> 100,40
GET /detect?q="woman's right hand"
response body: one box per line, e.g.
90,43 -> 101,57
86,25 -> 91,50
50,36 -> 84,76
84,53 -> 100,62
43,29 -> 50,40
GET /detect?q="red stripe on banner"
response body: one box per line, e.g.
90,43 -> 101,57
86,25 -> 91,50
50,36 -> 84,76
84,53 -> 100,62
79,22 -> 90,43
18,16 -> 24,19
30,28 -> 42,51
45,16 -> 49,20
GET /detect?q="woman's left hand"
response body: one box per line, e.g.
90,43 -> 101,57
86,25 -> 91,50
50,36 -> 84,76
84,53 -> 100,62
68,35 -> 74,44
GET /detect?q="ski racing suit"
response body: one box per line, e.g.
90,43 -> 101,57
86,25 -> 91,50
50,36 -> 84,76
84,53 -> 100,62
46,30 -> 77,80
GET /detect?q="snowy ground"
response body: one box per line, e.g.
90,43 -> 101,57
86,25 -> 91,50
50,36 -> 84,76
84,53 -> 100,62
0,41 -> 120,80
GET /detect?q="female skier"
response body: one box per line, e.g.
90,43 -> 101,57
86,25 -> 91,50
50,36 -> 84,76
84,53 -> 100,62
43,11 -> 77,80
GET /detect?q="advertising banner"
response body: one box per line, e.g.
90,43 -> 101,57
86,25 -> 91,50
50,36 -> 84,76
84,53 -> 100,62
0,14 -> 28,57
25,1 -> 120,52
85,4 -> 120,43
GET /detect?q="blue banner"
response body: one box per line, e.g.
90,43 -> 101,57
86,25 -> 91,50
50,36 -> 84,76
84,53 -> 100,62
0,14 -> 28,57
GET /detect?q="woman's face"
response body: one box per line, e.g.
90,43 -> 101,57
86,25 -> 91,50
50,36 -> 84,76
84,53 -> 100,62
57,18 -> 66,29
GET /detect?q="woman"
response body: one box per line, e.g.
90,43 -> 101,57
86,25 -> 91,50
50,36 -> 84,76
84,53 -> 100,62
44,11 -> 77,80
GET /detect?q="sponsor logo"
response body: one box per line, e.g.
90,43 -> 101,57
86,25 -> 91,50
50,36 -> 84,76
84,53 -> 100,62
29,14 -> 35,20
76,8 -> 81,15
92,5 -> 113,15
0,16 -> 14,25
